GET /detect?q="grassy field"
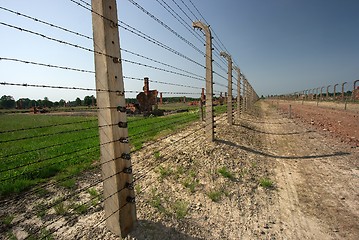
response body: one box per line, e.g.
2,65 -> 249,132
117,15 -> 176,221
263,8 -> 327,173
0,103 -> 229,197
0,109 -> 203,197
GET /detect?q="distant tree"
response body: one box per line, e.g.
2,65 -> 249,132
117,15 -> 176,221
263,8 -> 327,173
59,99 -> 66,107
53,101 -> 60,107
29,100 -> 37,108
75,97 -> 82,106
42,97 -> 53,108
16,98 -> 31,109
84,95 -> 96,106
0,95 -> 16,109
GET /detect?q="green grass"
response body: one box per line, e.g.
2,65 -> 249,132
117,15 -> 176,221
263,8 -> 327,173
157,166 -> 173,181
1,214 -> 14,226
88,188 -> 101,206
0,109 -> 201,197
183,178 -> 199,193
259,178 -> 274,189
153,151 -> 161,159
54,202 -> 67,215
217,166 -> 235,180
71,203 -> 88,215
207,190 -> 222,202
173,200 -> 188,219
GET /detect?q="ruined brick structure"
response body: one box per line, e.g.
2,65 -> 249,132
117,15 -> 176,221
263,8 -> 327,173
136,77 -> 158,112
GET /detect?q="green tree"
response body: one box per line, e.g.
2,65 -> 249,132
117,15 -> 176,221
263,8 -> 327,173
0,95 -> 16,109
75,97 -> 82,106
59,99 -> 66,107
84,95 -> 96,106
16,98 -> 31,109
43,97 -> 53,108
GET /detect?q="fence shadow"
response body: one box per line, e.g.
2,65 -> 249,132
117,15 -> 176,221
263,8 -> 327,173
216,139 -> 350,160
128,220 -> 203,240
234,123 -> 313,136
238,118 -> 291,125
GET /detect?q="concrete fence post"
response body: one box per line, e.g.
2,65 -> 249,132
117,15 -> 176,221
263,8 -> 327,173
193,20 -> 214,142
233,66 -> 241,120
333,83 -> 339,101
326,85 -> 331,101
220,51 -> 233,126
91,0 -> 136,237
353,80 -> 359,101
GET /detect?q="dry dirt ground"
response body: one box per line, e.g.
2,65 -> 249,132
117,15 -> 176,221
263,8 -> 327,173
1,101 -> 358,239
274,100 -> 359,147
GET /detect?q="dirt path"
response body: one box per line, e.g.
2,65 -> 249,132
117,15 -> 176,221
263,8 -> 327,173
257,101 -> 359,239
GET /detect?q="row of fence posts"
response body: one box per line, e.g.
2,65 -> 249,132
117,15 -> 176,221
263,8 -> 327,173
91,0 -> 258,237
275,80 -> 359,103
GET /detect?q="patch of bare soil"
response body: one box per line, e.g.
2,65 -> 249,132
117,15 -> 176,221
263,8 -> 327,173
1,101 -> 358,239
261,100 -> 359,239
275,100 -> 359,147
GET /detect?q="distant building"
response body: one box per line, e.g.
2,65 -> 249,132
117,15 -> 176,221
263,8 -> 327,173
355,86 -> 359,100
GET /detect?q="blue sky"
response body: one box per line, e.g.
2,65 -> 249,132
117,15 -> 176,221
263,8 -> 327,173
0,0 -> 358,101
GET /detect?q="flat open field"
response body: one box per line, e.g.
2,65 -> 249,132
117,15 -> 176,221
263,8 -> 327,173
1,101 -> 358,239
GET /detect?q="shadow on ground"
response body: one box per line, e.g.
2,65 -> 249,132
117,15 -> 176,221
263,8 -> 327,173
127,220 -> 203,240
216,139 -> 350,160
234,123 -> 313,136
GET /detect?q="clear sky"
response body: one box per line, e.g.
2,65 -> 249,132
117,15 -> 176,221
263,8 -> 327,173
0,0 -> 358,102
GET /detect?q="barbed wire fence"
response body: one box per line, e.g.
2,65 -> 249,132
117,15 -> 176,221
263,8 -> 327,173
269,79 -> 359,112
0,0 -> 259,239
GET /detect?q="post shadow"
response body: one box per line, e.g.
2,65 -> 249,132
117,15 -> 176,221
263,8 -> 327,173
216,139 -> 350,160
126,220 -> 204,240
233,123 -> 313,136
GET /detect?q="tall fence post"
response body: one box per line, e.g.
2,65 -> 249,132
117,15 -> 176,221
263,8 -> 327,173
193,21 -> 214,141
92,0 -> 136,237
233,66 -> 241,121
200,88 -> 204,121
220,51 -> 233,126
242,77 -> 247,112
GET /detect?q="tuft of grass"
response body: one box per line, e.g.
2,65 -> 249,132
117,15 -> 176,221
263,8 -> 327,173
59,178 -> 76,189
54,202 -> 67,215
36,187 -> 50,197
71,203 -> 88,215
176,165 -> 185,175
218,166 -> 235,180
149,188 -> 167,214
183,178 -> 199,193
173,200 -> 188,219
7,231 -> 17,240
153,151 -> 161,159
157,166 -> 172,181
35,203 -> 47,218
207,191 -> 222,202
88,188 -> 100,206
259,178 -> 274,189
1,215 -> 14,226
135,184 -> 142,194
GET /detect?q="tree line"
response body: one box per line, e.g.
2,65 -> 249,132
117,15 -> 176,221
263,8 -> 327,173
0,95 -> 97,109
